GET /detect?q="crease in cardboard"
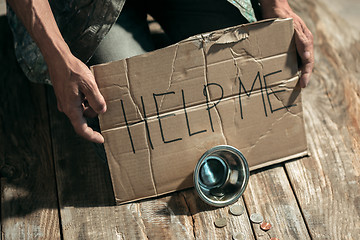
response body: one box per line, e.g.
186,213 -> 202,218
201,39 -> 227,144
124,59 -> 143,119
108,149 -> 136,198
265,76 -> 300,117
159,44 -> 179,111
200,36 -> 226,144
194,27 -> 249,48
211,28 -> 249,45
213,104 -> 228,145
142,122 -> 158,195
246,109 -> 301,154
200,36 -> 211,120
201,51 -> 289,70
200,36 -> 209,87
100,78 -> 299,133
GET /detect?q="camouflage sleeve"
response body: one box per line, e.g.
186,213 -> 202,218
6,0 -> 125,85
227,0 -> 257,23
7,6 -> 51,85
7,0 -> 254,85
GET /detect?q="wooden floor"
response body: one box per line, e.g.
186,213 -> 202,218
1,0 -> 359,239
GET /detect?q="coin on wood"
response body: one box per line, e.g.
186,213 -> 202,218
250,213 -> 263,224
260,221 -> 272,231
229,205 -> 245,216
232,232 -> 246,240
214,217 -> 227,228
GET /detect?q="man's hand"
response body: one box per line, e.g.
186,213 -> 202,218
48,53 -> 107,143
259,0 -> 314,87
7,0 -> 107,143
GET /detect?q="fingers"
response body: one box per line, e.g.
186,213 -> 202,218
58,95 -> 104,143
78,71 -> 107,115
83,105 -> 98,118
50,53 -> 107,143
293,18 -> 314,88
67,104 -> 105,144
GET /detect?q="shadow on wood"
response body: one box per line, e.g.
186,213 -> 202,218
0,15 -> 115,222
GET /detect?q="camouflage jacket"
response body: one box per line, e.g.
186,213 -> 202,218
7,0 -> 256,85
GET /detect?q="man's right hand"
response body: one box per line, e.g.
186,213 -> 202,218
7,0 -> 107,143
48,52 -> 107,143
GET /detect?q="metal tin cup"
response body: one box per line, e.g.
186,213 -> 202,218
193,145 -> 250,207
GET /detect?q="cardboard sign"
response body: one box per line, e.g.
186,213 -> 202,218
91,18 -> 308,204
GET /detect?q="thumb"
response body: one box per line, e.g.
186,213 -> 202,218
293,19 -> 314,87
78,71 -> 107,114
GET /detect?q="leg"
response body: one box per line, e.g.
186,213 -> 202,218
148,0 -> 249,44
88,0 -> 154,65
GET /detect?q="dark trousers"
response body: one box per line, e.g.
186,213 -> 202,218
89,0 -> 249,64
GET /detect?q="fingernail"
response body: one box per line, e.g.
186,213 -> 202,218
102,105 -> 107,113
99,104 -> 107,114
300,75 -> 308,88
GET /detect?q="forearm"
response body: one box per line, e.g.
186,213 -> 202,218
6,0 -> 71,63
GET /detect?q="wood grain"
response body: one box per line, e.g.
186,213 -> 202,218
243,166 -> 311,239
46,88 -> 197,239
47,84 -> 255,239
284,0 -> 360,239
0,17 -> 61,239
1,0 -> 358,239
137,192 -> 194,239
182,190 -> 255,240
47,87 -> 135,239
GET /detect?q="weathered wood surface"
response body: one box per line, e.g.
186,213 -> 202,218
285,0 -> 360,239
0,17 -> 61,239
182,191 -> 254,239
47,87 -> 256,239
243,166 -> 311,239
47,87 -> 199,239
0,0 -> 359,239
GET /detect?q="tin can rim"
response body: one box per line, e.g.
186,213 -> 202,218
193,145 -> 250,207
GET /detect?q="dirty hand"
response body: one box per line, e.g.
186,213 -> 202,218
260,0 -> 314,87
48,52 -> 107,143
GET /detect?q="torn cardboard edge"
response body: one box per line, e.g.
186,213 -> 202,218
91,18 -> 309,205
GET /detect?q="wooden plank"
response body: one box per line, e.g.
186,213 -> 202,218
46,87 -> 144,239
183,190 -> 255,240
0,16 -> 61,239
46,88 -> 196,239
137,192 -> 194,239
243,166 -> 311,239
47,84 -> 255,240
284,0 -> 360,239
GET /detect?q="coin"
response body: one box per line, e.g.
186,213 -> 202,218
214,217 -> 227,228
229,205 -> 245,216
210,188 -> 225,197
232,232 -> 246,240
260,222 -> 272,231
250,213 -> 263,224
